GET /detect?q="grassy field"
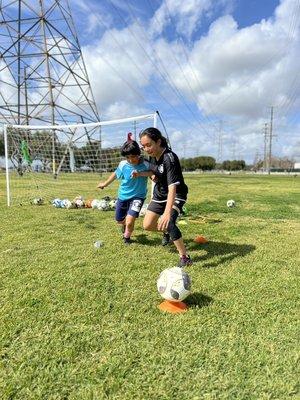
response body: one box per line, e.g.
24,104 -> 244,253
0,173 -> 299,399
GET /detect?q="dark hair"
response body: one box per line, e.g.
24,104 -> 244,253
121,140 -> 141,156
139,127 -> 169,148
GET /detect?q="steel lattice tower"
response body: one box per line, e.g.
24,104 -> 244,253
0,0 -> 100,125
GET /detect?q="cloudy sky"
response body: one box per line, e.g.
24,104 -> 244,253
51,0 -> 300,162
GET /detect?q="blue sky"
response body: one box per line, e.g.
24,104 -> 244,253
25,0 -> 300,162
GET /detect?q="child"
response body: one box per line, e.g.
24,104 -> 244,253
97,140 -> 152,245
138,127 -> 192,267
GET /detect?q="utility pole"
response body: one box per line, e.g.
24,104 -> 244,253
217,120 -> 223,163
268,106 -> 274,175
263,123 -> 268,173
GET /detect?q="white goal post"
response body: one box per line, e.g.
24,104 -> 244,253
4,112 -> 158,206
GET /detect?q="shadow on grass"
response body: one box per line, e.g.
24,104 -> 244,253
188,240 -> 255,268
134,233 -> 162,246
185,292 -> 213,308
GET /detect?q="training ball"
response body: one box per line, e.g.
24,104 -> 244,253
97,199 -> 109,211
94,240 -> 103,248
73,196 -> 85,208
109,199 -> 117,210
227,199 -> 236,208
140,203 -> 148,217
85,199 -> 93,208
52,198 -> 62,208
91,199 -> 101,209
157,267 -> 191,302
33,197 -> 44,205
62,199 -> 73,209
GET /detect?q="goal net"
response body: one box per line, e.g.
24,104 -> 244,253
3,113 -> 157,206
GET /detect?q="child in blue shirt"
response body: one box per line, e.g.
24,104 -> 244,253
97,140 -> 152,245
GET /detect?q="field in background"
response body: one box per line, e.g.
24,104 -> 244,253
0,173 -> 299,399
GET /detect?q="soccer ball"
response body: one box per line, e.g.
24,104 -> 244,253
140,203 -> 148,217
85,199 -> 93,208
109,199 -> 117,210
33,197 -> 44,205
157,267 -> 191,302
97,199 -> 109,211
62,199 -> 73,209
73,196 -> 85,208
52,198 -> 62,208
91,199 -> 101,209
227,199 -> 236,208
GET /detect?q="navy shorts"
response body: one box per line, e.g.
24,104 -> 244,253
115,197 -> 145,222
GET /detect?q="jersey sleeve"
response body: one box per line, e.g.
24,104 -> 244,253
115,160 -> 125,179
164,153 -> 181,186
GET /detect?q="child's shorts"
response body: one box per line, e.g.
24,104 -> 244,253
115,197 -> 145,222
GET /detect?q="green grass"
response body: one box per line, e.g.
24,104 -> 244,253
0,173 -> 299,399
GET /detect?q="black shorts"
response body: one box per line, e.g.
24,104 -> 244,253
147,198 -> 186,216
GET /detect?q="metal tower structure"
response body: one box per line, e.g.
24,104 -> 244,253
0,0 -> 100,174
0,0 -> 100,125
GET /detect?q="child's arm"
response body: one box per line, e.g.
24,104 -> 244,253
97,172 -> 116,189
131,170 -> 153,178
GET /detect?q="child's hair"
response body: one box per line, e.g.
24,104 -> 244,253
121,140 -> 141,156
139,127 -> 169,148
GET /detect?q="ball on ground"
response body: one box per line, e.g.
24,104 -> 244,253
227,199 -> 236,208
157,267 -> 191,302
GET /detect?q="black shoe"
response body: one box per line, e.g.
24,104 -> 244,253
162,233 -> 172,246
178,255 -> 192,268
123,237 -> 131,245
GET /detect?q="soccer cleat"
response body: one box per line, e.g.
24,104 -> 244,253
123,237 -> 131,245
161,233 -> 172,246
177,255 -> 193,268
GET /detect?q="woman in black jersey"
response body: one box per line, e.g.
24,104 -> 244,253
139,127 -> 192,268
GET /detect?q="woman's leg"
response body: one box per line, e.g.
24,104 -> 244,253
143,210 -> 160,231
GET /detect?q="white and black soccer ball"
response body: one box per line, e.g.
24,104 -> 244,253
62,199 -> 73,209
33,197 -> 44,205
97,199 -> 109,211
109,199 -> 117,210
91,199 -> 101,209
140,203 -> 148,217
157,267 -> 191,302
73,196 -> 85,208
227,199 -> 236,208
52,198 -> 62,208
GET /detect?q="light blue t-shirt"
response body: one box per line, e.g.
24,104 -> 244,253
115,159 -> 150,200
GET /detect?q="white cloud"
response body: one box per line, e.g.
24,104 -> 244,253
149,0 -> 214,38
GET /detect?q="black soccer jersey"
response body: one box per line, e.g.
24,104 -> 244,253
150,149 -> 188,202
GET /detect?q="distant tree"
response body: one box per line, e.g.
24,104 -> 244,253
181,156 -> 216,171
221,159 -> 246,170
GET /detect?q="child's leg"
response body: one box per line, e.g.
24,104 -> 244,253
124,215 -> 136,238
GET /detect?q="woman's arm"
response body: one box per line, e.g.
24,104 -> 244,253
157,184 -> 176,231
97,172 -> 117,189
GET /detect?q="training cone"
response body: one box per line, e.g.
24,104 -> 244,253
158,300 -> 188,313
194,235 -> 208,244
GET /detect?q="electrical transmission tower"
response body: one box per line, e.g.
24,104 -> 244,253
0,0 -> 100,175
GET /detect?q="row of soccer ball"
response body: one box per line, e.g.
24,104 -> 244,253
51,196 -> 117,210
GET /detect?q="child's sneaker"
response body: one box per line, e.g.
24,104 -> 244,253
123,237 -> 131,245
161,233 -> 172,246
177,255 -> 192,268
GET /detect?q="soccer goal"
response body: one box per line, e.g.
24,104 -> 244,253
3,112 -> 157,206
